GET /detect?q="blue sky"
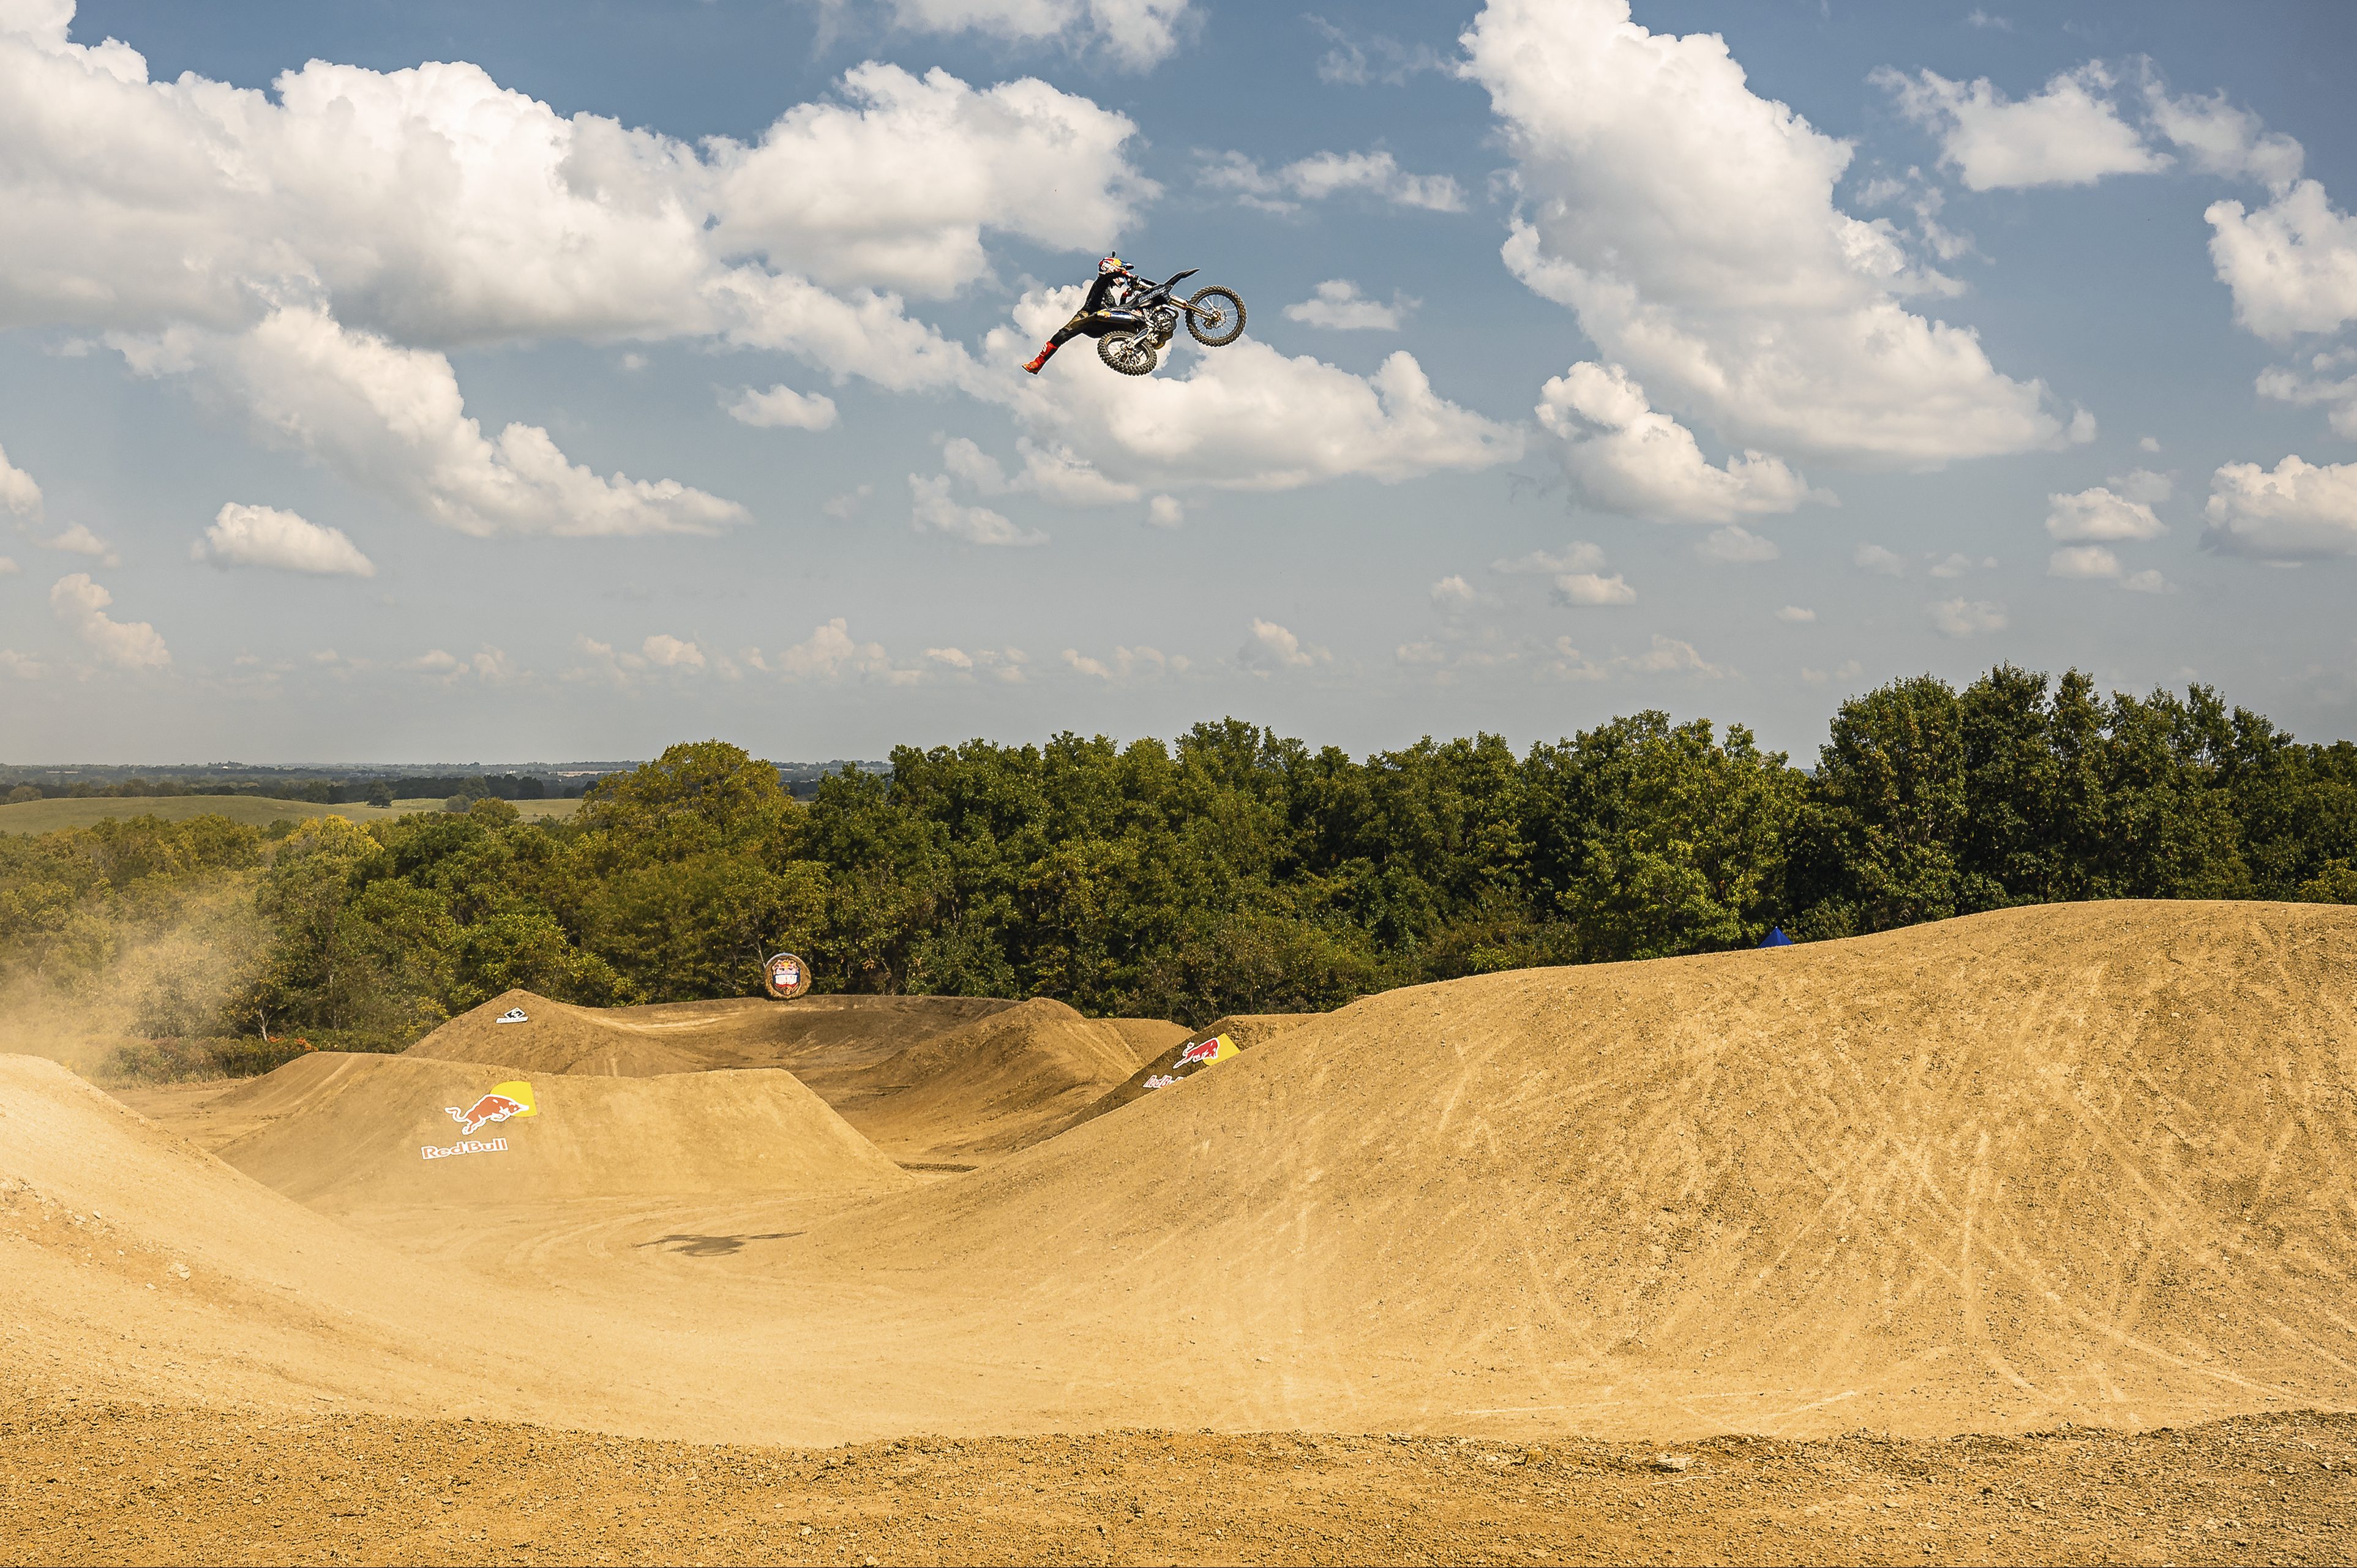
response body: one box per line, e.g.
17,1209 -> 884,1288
2,0 -> 2353,763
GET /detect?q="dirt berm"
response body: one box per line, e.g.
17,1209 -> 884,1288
204,1052 -> 912,1209
403,990 -> 1019,1078
804,996 -> 1152,1163
1054,1010 -> 1320,1135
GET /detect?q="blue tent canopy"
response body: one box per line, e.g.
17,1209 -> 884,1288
1758,925 -> 1793,947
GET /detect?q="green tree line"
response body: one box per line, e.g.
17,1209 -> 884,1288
6,665 -> 2356,1056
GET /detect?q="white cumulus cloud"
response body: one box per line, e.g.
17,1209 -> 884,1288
867,0 -> 1193,72
49,573 -> 170,668
0,442 -> 40,517
942,435 -> 1141,507
2203,454 -> 2357,561
1552,572 -> 1635,607
193,503 -> 377,577
1201,149 -> 1464,214
1062,643 -> 1180,681
1876,62 -> 2166,191
2205,181 -> 2357,342
1493,542 -> 1604,575
125,307 -> 746,537
1537,364 -> 1825,523
1463,0 -> 2075,465
1855,543 -> 1908,576
707,62 -> 1155,299
1695,525 -> 1780,564
2048,545 -> 2121,579
2257,353 -> 2357,440
2145,84 -> 2303,189
909,472 -> 1046,547
1928,597 -> 2007,638
1283,279 -> 1415,332
774,617 -> 912,682
727,384 -> 839,431
37,522 -> 117,564
1776,605 -> 1815,622
641,633 -> 705,671
927,645 -> 1027,682
0,17 -> 1155,337
1430,574 -> 1499,614
2045,486 -> 2166,542
406,646 -> 512,681
1237,618 -> 1326,671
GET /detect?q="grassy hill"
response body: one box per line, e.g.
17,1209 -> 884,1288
0,795 -> 579,835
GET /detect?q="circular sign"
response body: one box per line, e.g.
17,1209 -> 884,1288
762,952 -> 811,1000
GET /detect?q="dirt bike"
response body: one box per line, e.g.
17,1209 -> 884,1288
1094,270 -> 1247,376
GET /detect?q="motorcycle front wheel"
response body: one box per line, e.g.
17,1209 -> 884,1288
1186,286 -> 1246,348
1098,331 -> 1158,376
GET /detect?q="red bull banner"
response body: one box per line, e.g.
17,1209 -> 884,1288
1145,1032 -> 1237,1092
425,1079 -> 537,1160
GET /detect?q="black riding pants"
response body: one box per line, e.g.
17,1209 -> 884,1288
1048,310 -> 1120,348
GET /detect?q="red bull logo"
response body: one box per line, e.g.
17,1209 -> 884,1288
442,1079 -> 538,1137
1173,1033 -> 1237,1070
446,1094 -> 525,1136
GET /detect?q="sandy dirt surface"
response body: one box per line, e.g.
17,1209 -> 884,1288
1059,1010 -> 1321,1133
6,900 -> 2356,1562
5,1404 -> 2350,1566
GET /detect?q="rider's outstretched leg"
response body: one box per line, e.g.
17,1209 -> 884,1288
1024,313 -> 1093,374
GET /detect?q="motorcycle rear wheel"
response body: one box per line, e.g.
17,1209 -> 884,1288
1186,286 -> 1246,347
1098,331 -> 1158,376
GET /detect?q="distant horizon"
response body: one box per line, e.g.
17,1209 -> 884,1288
0,758 -> 892,775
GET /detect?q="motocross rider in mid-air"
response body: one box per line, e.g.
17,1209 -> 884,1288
1022,254 -> 1138,374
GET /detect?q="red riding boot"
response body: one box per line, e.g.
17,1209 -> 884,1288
1022,342 -> 1057,374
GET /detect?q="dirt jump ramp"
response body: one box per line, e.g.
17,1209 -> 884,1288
0,1055 -> 776,1435
199,1051 -> 913,1209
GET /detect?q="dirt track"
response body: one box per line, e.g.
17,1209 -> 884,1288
6,1404 -> 2350,1565
7,900 -> 2357,1562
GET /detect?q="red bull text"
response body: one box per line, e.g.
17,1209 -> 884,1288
421,1137 -> 508,1160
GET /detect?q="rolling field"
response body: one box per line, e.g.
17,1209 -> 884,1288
0,794 -> 579,834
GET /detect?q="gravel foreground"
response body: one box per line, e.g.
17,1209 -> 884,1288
3,1403 -> 2351,1566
